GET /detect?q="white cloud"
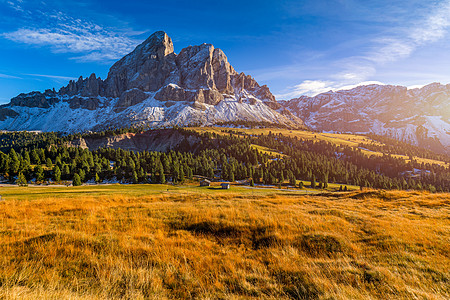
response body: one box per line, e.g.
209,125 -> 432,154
280,1 -> 450,99
276,80 -> 334,99
24,73 -> 76,81
335,81 -> 385,91
6,0 -> 24,12
0,73 -> 21,79
276,80 -> 385,99
1,7 -> 141,62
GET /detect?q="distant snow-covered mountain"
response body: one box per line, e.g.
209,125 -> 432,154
282,83 -> 450,154
0,31 -> 302,132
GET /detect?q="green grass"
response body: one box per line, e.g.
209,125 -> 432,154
250,144 -> 287,158
0,183 -> 326,202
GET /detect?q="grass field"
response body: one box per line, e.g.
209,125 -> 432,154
0,184 -> 449,299
191,127 -> 450,168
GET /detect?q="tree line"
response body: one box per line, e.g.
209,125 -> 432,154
0,128 -> 448,192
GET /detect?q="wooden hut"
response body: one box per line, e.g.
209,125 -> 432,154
200,179 -> 211,187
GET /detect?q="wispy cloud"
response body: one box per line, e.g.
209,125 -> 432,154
276,80 -> 385,99
0,73 -> 21,79
5,0 -> 24,12
24,73 -> 76,81
279,0 -> 450,99
1,3 -> 141,62
277,80 -> 333,99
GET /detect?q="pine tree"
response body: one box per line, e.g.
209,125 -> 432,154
249,178 -> 254,187
179,167 -> 185,183
132,171 -> 138,184
78,169 -> 85,182
311,174 -> 316,189
46,158 -> 52,168
53,166 -> 61,182
95,173 -> 100,183
35,165 -> 44,182
288,170 -> 296,186
73,173 -> 82,186
159,167 -> 165,184
16,172 -> 27,186
31,150 -> 40,165
9,149 -> 20,174
229,170 -> 235,182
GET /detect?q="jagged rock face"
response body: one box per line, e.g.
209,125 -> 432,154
104,31 -> 178,97
114,88 -> 149,112
64,96 -> 100,111
59,74 -> 103,97
283,83 -> 450,154
0,107 -> 18,121
10,89 -> 59,108
177,44 -> 236,93
53,31 -> 277,108
0,31 -> 303,132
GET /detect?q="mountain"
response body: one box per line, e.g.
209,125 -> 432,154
282,83 -> 450,154
0,31 -> 301,132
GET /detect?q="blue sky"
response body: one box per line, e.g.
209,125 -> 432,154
1,0 -> 450,103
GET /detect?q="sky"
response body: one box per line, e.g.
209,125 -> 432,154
1,0 -> 450,103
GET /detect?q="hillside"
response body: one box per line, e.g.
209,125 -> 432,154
0,31 -> 302,132
0,127 -> 448,192
282,83 -> 450,155
66,129 -> 200,152
0,185 -> 448,299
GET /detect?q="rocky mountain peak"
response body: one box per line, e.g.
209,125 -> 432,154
130,30 -> 174,60
284,83 -> 450,154
0,31 -> 302,132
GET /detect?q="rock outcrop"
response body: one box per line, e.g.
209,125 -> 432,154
283,83 -> 450,154
0,31 -> 303,132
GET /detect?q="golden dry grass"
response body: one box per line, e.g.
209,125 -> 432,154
0,186 -> 449,299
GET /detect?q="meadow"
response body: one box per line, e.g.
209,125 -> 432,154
0,184 -> 449,299
192,127 -> 450,168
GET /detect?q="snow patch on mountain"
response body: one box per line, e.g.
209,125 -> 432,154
283,83 -> 450,154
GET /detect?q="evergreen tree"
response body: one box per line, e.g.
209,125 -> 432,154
159,167 -> 165,184
16,172 -> 27,186
46,157 -> 52,168
229,170 -> 235,182
73,173 -> 82,186
311,174 -> 316,189
95,173 -> 100,183
31,149 -> 40,165
53,166 -> 61,182
179,167 -> 185,183
35,165 -> 44,182
78,169 -> 85,182
288,170 -> 296,186
249,178 -> 254,187
9,149 -> 20,174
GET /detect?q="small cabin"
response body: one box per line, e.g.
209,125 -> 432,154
200,179 -> 211,187
221,183 -> 230,189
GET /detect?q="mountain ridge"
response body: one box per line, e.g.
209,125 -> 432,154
0,31 -> 302,132
282,83 -> 450,154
